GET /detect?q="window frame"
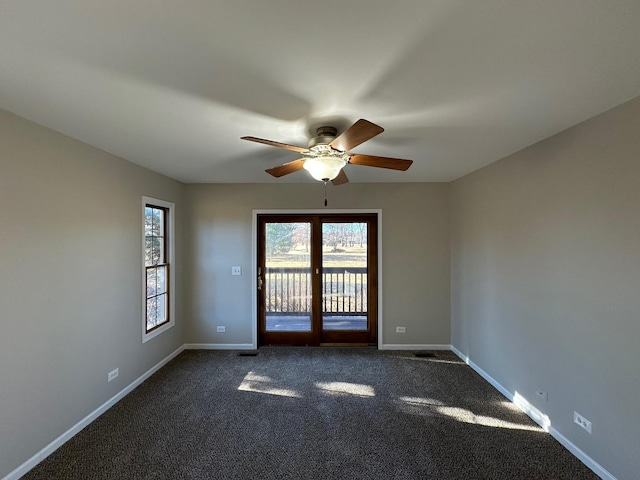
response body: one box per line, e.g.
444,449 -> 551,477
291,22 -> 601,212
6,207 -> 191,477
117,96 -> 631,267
142,196 -> 176,343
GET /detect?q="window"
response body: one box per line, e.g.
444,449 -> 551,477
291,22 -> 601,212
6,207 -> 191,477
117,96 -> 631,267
142,197 -> 175,341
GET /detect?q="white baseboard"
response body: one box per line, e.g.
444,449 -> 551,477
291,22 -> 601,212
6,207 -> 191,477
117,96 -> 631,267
450,346 -> 513,400
2,345 -> 185,480
450,345 -> 616,480
183,343 -> 255,350
549,426 -> 616,480
380,343 -> 452,351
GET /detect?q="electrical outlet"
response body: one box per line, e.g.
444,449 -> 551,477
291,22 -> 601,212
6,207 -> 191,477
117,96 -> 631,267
574,412 -> 592,433
108,368 -> 119,382
231,266 -> 241,276
535,388 -> 548,402
217,326 -> 226,333
396,326 -> 406,333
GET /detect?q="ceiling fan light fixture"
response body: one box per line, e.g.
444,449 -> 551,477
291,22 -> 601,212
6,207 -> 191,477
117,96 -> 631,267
303,156 -> 347,182
242,118 -> 413,185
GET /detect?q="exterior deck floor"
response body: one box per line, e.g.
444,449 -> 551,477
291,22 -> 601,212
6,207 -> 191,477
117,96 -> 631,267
266,315 -> 367,331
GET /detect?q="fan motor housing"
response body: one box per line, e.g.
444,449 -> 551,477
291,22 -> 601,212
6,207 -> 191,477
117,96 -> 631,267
308,126 -> 337,148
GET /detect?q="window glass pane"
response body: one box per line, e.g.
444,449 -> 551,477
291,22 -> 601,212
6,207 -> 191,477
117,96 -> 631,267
145,206 -> 165,266
147,268 -> 157,297
151,241 -> 161,265
156,266 -> 166,294
154,209 -> 164,237
156,293 -> 167,324
151,209 -> 158,235
145,238 -> 154,266
146,297 -> 157,329
145,207 -> 153,236
157,235 -> 165,264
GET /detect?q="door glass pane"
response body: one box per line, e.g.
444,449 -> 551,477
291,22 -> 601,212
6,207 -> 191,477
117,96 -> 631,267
322,222 -> 368,331
265,222 -> 312,332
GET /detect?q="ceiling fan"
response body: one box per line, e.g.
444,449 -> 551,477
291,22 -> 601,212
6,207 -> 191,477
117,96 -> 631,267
241,119 -> 413,185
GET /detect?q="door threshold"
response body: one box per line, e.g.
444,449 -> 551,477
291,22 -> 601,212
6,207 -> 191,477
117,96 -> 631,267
259,343 -> 373,348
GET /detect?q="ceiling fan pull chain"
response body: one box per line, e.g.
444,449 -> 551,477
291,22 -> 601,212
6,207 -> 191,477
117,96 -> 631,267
324,181 -> 328,207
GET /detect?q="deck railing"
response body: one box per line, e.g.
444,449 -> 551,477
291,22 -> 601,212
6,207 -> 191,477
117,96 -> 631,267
265,267 -> 367,316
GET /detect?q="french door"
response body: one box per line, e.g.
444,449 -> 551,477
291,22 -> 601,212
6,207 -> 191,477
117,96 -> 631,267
258,214 -> 378,346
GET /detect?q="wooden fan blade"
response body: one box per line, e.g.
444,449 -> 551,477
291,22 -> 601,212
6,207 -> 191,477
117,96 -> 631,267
331,169 -> 349,186
330,119 -> 384,152
265,159 -> 306,177
349,154 -> 413,171
241,136 -> 309,154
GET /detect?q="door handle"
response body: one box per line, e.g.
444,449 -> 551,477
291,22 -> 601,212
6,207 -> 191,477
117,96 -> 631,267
257,267 -> 263,291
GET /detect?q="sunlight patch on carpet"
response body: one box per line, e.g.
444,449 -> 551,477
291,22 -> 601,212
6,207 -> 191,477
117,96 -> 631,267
238,371 -> 302,398
398,396 -> 444,406
436,406 -> 544,432
405,357 -> 466,365
315,381 -> 376,397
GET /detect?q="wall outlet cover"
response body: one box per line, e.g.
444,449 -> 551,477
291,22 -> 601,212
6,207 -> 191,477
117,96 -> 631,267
574,412 -> 592,433
108,368 -> 119,382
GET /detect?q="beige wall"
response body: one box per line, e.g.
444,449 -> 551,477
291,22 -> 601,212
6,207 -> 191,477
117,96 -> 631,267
184,183 -> 451,348
451,97 -> 640,479
0,109 -> 186,478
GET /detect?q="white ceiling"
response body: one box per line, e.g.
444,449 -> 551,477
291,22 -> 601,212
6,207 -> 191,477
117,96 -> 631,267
1,1 -> 639,184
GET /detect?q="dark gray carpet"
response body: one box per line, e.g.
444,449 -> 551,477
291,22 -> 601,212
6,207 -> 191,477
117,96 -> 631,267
22,348 -> 599,479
